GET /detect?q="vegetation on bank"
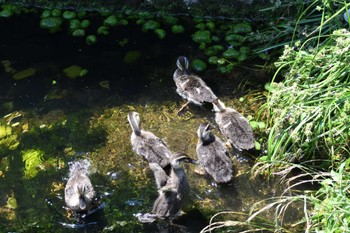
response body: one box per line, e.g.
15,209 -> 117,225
199,1 -> 350,232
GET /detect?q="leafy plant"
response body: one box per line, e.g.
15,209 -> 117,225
259,28 -> 350,169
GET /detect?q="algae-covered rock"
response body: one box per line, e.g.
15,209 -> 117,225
63,65 -> 88,78
12,67 -> 36,80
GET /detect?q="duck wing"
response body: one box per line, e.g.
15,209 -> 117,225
179,75 -> 217,104
133,131 -> 171,168
216,108 -> 255,150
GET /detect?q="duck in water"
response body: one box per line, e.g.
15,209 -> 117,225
196,123 -> 233,183
151,152 -> 197,219
127,111 -> 171,168
173,56 -> 218,115
213,99 -> 255,151
65,160 -> 96,212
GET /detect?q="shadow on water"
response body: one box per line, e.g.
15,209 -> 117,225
0,11 -> 288,233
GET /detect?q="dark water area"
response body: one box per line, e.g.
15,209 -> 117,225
0,10 -> 283,233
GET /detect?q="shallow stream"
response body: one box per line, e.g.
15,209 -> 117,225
0,11 -> 288,233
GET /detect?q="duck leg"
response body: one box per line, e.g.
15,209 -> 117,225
177,101 -> 190,116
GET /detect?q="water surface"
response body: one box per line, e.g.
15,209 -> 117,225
0,12 -> 284,233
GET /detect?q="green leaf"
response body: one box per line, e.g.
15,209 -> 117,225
192,59 -> 207,72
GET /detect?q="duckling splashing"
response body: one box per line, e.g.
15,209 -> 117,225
65,159 -> 96,212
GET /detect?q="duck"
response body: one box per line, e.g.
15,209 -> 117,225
196,123 -> 233,183
173,56 -> 218,115
151,152 -> 197,219
127,111 -> 171,168
213,99 -> 255,151
64,160 -> 96,212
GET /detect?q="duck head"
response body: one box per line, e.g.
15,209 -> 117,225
176,56 -> 189,72
197,123 -> 215,145
170,152 -> 198,168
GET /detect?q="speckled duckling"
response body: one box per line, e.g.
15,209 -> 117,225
173,56 -> 218,114
64,160 -> 95,212
213,99 -> 255,151
196,123 -> 233,183
127,111 -> 171,168
151,152 -> 197,219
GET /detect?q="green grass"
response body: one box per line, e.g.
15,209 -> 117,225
259,28 -> 350,168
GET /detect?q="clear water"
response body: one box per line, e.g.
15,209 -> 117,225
0,12 -> 286,233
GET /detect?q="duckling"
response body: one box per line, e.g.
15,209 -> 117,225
213,99 -> 255,150
196,123 -> 233,183
127,111 -> 171,168
152,152 -> 197,219
64,160 -> 95,212
173,56 -> 218,115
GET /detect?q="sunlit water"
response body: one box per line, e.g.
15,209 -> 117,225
0,12 -> 287,233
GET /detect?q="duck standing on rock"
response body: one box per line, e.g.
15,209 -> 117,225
173,56 -> 218,115
213,99 -> 255,151
151,152 -> 197,219
64,160 -> 96,212
196,123 -> 233,183
127,111 -> 171,168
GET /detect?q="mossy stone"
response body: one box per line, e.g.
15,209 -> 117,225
12,68 -> 36,80
63,65 -> 86,78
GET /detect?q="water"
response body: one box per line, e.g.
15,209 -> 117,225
0,11 -> 285,233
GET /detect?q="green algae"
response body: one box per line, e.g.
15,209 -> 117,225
22,149 -> 44,179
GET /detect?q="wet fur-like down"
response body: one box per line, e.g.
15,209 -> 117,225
196,123 -> 233,183
151,153 -> 194,219
64,160 -> 95,212
173,56 -> 218,105
128,112 -> 171,168
213,100 -> 255,151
